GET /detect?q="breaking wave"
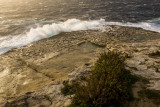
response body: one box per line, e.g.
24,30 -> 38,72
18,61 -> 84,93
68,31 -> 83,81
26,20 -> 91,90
0,18 -> 160,55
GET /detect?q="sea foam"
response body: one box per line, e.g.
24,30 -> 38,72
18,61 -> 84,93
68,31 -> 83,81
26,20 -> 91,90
0,19 -> 105,55
0,19 -> 160,55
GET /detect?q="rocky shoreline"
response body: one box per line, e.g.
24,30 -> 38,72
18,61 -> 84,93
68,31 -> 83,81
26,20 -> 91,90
0,25 -> 160,106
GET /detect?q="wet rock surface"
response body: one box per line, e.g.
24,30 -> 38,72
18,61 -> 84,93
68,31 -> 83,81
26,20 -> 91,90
0,25 -> 160,106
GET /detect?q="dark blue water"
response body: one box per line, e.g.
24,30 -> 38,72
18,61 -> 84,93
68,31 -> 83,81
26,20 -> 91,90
0,0 -> 160,36
0,0 -> 160,54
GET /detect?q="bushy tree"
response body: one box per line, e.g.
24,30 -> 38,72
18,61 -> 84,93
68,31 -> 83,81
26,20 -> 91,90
69,51 -> 137,107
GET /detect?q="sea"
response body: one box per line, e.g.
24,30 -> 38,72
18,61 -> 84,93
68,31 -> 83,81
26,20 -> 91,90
0,0 -> 160,55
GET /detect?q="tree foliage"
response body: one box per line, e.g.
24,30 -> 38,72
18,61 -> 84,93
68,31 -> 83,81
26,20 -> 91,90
68,51 -> 138,107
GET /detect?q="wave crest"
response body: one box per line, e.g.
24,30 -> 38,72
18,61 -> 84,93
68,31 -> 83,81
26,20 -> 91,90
0,18 -> 160,55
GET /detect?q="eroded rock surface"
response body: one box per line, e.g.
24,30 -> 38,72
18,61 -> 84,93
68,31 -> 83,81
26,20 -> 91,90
0,25 -> 160,106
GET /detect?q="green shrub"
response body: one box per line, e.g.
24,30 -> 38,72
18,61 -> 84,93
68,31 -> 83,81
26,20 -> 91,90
61,81 -> 75,96
69,51 -> 138,107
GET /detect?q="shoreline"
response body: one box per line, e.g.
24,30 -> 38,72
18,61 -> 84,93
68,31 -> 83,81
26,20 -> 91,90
0,25 -> 160,106
1,18 -> 160,56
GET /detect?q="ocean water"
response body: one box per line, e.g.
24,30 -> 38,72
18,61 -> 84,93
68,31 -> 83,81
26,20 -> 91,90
0,0 -> 160,55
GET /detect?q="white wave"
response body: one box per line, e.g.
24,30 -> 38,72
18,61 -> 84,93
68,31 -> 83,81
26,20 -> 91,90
105,21 -> 160,33
0,19 -> 105,55
0,18 -> 160,55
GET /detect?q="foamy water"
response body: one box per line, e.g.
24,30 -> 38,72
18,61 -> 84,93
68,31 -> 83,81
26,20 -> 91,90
0,19 -> 105,55
0,19 -> 160,55
106,21 -> 160,33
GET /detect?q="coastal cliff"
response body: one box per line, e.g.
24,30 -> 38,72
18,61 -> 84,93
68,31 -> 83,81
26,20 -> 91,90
0,25 -> 160,107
